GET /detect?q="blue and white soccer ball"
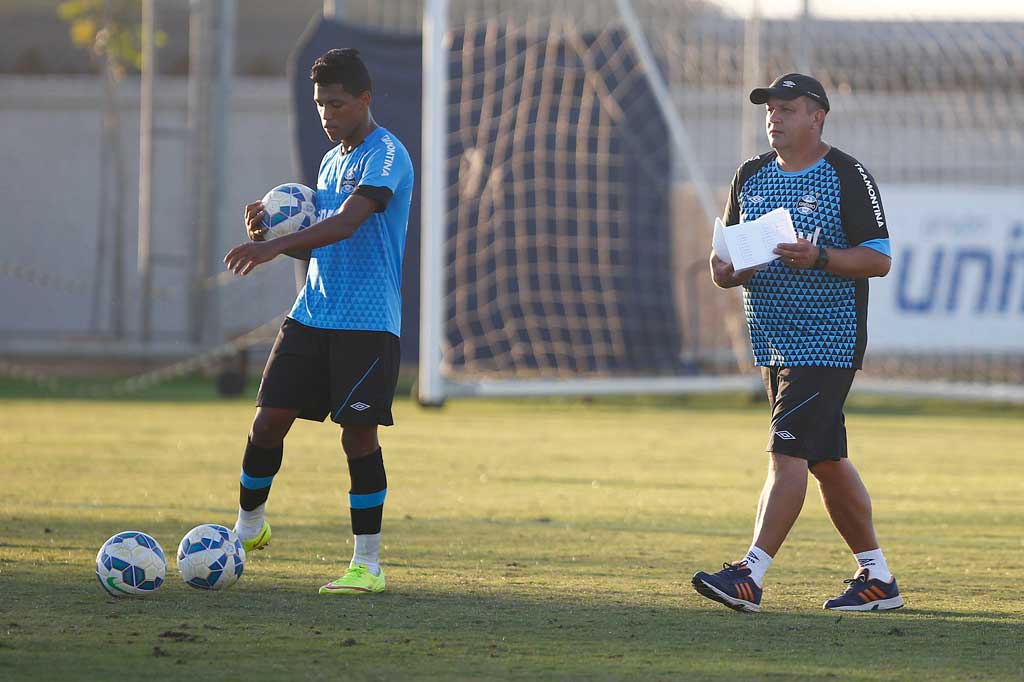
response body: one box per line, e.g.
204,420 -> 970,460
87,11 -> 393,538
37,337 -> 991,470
176,524 -> 246,590
260,183 -> 317,239
95,531 -> 167,598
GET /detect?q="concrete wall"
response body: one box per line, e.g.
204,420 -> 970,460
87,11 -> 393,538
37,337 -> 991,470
1,75 -> 301,352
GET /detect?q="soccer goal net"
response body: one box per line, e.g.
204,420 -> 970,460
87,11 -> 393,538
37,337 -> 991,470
345,0 -> 1024,403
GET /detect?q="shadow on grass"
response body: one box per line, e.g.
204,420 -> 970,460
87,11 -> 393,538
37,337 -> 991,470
2,552 -> 1022,681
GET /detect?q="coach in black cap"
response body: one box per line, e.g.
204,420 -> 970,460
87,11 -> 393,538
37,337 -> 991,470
693,71 -> 900,615
749,72 -> 830,112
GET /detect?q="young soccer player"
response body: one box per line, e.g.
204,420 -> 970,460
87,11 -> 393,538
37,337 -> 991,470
693,74 -> 902,612
223,48 -> 414,595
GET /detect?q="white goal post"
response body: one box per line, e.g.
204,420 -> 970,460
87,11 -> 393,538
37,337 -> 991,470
418,0 -> 749,403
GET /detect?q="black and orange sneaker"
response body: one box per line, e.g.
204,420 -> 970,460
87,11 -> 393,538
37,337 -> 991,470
691,561 -> 763,613
823,568 -> 904,611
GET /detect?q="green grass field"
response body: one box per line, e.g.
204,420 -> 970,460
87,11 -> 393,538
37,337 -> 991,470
2,381 -> 1023,681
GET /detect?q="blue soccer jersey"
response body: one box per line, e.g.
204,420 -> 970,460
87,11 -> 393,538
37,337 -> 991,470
289,127 -> 414,336
723,147 -> 890,368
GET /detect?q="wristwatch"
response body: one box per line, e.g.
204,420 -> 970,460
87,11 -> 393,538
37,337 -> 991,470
813,245 -> 829,270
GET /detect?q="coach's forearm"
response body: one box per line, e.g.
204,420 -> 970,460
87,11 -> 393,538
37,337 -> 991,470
821,245 -> 890,279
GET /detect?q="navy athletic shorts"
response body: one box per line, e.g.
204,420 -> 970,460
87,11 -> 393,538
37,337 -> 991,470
760,365 -> 857,466
256,317 -> 401,426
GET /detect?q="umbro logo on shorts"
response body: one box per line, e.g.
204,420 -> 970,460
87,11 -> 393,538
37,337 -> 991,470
775,430 -> 797,440
351,402 -> 371,411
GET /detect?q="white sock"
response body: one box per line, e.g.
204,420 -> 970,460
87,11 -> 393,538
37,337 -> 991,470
234,504 -> 265,541
854,548 -> 892,582
743,545 -> 774,587
353,533 -> 382,576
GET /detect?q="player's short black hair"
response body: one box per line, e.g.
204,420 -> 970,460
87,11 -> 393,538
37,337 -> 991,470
310,48 -> 372,95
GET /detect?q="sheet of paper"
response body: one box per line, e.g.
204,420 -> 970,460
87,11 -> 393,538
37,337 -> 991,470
712,217 -> 731,263
723,207 -> 798,272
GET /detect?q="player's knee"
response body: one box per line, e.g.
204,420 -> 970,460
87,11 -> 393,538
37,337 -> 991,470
250,409 -> 294,446
341,426 -> 379,458
250,420 -> 285,447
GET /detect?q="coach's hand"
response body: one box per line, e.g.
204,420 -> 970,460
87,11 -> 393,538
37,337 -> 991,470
224,240 -> 280,276
774,236 -> 817,269
244,200 -> 268,241
710,251 -> 755,288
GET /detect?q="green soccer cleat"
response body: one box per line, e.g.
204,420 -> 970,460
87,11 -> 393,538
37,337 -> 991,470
239,521 -> 271,553
318,563 -> 386,595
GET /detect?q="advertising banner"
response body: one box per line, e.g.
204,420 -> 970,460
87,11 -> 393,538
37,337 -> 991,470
869,186 -> 1024,352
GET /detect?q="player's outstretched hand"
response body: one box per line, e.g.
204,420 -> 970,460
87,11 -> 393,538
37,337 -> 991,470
224,240 -> 279,276
245,200 -> 268,241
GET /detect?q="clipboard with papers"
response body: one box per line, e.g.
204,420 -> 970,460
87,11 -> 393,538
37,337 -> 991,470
712,207 -> 800,272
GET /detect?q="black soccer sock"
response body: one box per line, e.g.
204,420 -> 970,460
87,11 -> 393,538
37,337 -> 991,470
347,448 -> 387,535
239,438 -> 284,511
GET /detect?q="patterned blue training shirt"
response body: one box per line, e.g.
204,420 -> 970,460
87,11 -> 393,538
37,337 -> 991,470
289,126 -> 414,337
723,147 -> 890,368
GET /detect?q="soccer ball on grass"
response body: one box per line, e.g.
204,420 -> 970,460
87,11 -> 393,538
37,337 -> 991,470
176,524 -> 246,590
95,531 -> 167,597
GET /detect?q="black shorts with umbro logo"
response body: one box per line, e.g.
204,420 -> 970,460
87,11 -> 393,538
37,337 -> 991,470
257,317 -> 401,426
760,365 -> 857,466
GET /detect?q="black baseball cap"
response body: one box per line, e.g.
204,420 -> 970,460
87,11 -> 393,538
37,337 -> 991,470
750,73 -> 830,112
